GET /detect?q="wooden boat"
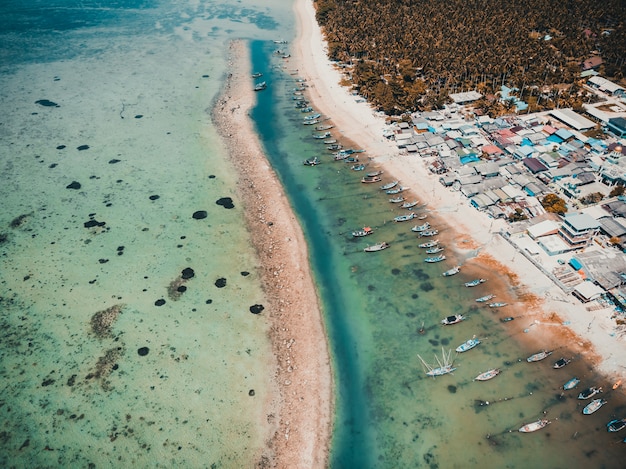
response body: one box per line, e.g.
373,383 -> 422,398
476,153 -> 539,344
303,157 -> 320,166
578,386 -> 602,400
519,419 -> 550,433
313,132 -> 331,139
364,242 -> 389,252
380,181 -> 399,191
425,254 -> 446,263
351,164 -> 366,171
488,302 -> 508,308
563,377 -> 580,390
475,294 -> 495,303
442,266 -> 460,277
607,418 -> 626,432
394,213 -> 416,222
386,186 -> 409,195
411,222 -> 431,232
352,226 -> 373,237
553,357 -> 570,369
401,200 -> 419,209
418,348 -> 456,377
251,72 -> 263,78
361,175 -> 382,183
583,398 -> 607,415
419,230 -> 439,237
425,246 -> 444,254
526,350 -> 553,362
613,379 -> 622,390
389,196 -> 406,203
475,368 -> 500,381
456,337 -> 480,353
418,239 -> 439,248
441,314 -> 465,325
253,81 -> 267,91
465,278 -> 486,287
315,124 -> 334,131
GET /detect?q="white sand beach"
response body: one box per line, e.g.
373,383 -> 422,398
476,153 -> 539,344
291,0 -> 626,381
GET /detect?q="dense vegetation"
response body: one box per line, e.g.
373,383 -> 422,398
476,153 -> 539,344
314,0 -> 626,115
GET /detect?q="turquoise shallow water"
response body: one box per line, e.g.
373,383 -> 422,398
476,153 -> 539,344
250,40 -> 626,468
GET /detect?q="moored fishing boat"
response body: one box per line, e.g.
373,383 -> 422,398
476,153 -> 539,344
425,254 -> 446,263
583,398 -> 607,415
418,348 -> 456,377
351,164 -> 366,171
553,357 -> 570,369
417,214 -> 428,220
419,229 -> 439,237
361,175 -> 382,183
465,278 -> 486,287
364,241 -> 389,252
425,246 -> 444,254
563,377 -> 580,390
475,294 -> 495,303
442,266 -> 460,276
578,386 -> 602,400
300,106 -> 314,113
488,302 -> 508,308
303,156 -> 320,166
323,138 -> 336,144
475,368 -> 500,381
352,226 -> 373,237
313,131 -> 331,139
441,314 -> 465,325
253,81 -> 267,91
366,170 -> 383,177
315,124 -> 334,131
411,222 -> 431,232
251,72 -> 263,78
303,119 -> 319,125
380,181 -> 399,191
394,213 -> 416,222
519,419 -> 550,433
418,239 -> 439,248
389,196 -> 406,203
607,418 -> 626,432
386,186 -> 409,195
303,112 -> 321,120
327,144 -> 343,151
401,200 -> 419,209
456,337 -> 480,353
526,350 -> 553,362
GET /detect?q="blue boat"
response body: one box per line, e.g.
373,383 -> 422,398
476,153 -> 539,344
424,254 -> 446,263
563,377 -> 580,390
455,337 -> 480,353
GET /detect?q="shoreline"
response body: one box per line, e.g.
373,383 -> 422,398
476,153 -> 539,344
291,0 -> 626,380
212,41 -> 332,467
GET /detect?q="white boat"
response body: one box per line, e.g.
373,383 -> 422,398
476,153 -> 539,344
253,81 -> 267,91
456,337 -> 480,353
425,246 -> 444,254
364,242 -> 389,252
578,386 -> 602,400
418,239 -> 438,248
389,196 -> 406,203
527,350 -> 553,362
412,222 -> 431,232
553,357 -> 571,369
488,302 -> 508,308
386,186 -> 409,195
394,213 -> 416,222
442,266 -> 460,277
425,254 -> 446,263
583,398 -> 607,415
441,314 -> 465,325
401,200 -> 419,209
607,418 -> 626,432
418,348 -> 456,377
563,377 -> 580,390
380,181 -> 399,190
519,419 -> 550,433
352,226 -> 373,237
475,368 -> 500,381
475,294 -> 495,303
419,230 -> 439,237
465,278 -> 486,287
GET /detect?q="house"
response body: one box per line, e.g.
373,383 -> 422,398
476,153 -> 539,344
572,281 -> 604,303
523,158 -> 549,174
557,212 -> 600,251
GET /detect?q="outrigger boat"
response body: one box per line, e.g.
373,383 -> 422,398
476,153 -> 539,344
442,266 -> 460,276
303,157 -> 320,166
578,386 -> 602,400
418,239 -> 439,248
583,398 -> 607,415
412,222 -> 431,232
475,294 -> 495,303
519,419 -> 550,433
475,368 -> 500,381
425,246 -> 444,254
607,418 -> 626,432
489,302 -> 508,308
456,337 -> 480,353
364,242 -> 389,252
527,350 -> 553,362
425,254 -> 446,263
361,175 -> 382,183
563,377 -> 580,390
352,226 -> 373,237
418,348 -> 456,377
401,200 -> 419,209
441,314 -> 465,325
465,278 -> 486,287
419,230 -> 439,237
380,181 -> 399,191
553,357 -> 570,369
394,213 -> 416,222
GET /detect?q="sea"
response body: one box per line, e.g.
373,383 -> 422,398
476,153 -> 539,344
1,1 -> 626,468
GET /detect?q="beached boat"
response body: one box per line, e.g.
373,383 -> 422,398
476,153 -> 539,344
315,124 -> 334,131
583,398 -> 607,415
253,81 -> 267,91
303,157 -> 320,166
519,419 -> 550,433
419,230 -> 439,237
475,294 -> 495,303
303,119 -> 319,125
322,138 -> 336,144
578,386 -> 602,400
418,348 -> 456,377
441,314 -> 465,325
442,266 -> 460,277
364,242 -> 389,252
553,357 -> 571,369
386,186 -> 409,195
475,368 -> 500,381
327,144 -> 343,151
465,278 -> 486,287
500,316 -> 515,322
489,302 -> 508,308
614,379 -> 622,390
361,175 -> 382,183
563,377 -> 580,390
300,106 -> 314,113
418,239 -> 439,248
425,254 -> 446,263
526,350 -> 553,362
304,113 -> 321,120
313,132 -> 331,139
343,156 -> 360,163
411,222 -> 431,232
394,213 -> 416,222
417,214 -> 428,220
380,181 -> 399,191
607,418 -> 626,432
401,200 -> 419,209
352,226 -> 373,237
425,246 -> 444,254
389,196 -> 406,203
366,170 -> 383,177
351,164 -> 366,171
456,337 -> 480,353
